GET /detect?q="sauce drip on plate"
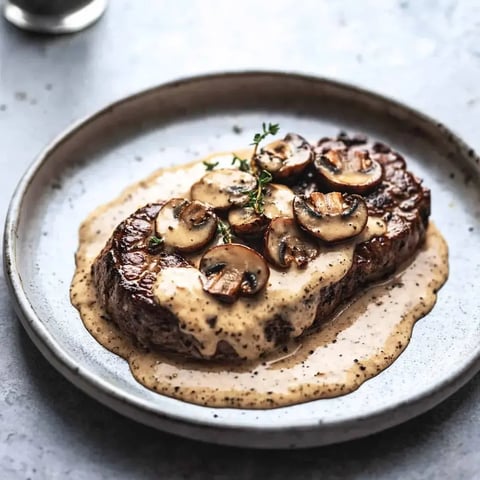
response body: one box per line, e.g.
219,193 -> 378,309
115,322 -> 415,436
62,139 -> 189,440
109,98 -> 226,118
70,151 -> 448,408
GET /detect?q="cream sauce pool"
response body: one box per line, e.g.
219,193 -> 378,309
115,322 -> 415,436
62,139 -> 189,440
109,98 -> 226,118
70,151 -> 449,409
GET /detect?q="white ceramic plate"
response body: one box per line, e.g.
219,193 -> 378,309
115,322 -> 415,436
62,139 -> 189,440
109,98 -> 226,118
4,72 -> 480,448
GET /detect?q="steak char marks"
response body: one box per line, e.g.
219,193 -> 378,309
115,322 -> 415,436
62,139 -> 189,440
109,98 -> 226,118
92,134 -> 430,361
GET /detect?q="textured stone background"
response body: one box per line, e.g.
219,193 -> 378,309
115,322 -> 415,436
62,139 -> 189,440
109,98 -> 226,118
0,1 -> 479,478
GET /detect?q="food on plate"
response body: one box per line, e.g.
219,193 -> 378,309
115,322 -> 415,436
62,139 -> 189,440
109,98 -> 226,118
155,198 -> 217,252
228,184 -> 294,236
314,138 -> 383,193
190,169 -> 257,210
71,125 -> 448,408
263,217 -> 318,269
199,244 -> 270,303
292,192 -> 368,242
253,132 -> 313,180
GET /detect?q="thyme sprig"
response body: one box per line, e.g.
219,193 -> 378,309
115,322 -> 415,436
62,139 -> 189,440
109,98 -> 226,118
217,219 -> 233,244
250,122 -> 280,157
246,169 -> 273,214
229,122 -> 279,213
229,122 -> 280,174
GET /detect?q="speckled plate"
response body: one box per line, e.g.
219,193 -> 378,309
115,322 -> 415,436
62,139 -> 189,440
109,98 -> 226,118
4,72 -> 480,448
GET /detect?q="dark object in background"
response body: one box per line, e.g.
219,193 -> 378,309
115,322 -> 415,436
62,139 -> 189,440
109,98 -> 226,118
3,0 -> 107,33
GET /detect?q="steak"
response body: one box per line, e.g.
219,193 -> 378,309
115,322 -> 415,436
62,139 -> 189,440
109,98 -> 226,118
92,133 -> 430,361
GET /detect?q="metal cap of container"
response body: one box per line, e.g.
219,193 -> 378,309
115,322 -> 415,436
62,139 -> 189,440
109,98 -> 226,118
3,0 -> 107,34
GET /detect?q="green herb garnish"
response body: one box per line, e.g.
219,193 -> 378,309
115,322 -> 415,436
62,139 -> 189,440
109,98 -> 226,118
231,154 -> 250,172
148,235 -> 164,248
203,160 -> 219,171
231,122 -> 279,213
251,122 -> 280,157
217,219 -> 233,244
246,169 -> 273,214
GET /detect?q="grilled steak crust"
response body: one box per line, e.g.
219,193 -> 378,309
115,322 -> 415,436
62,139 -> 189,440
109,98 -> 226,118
92,134 -> 430,360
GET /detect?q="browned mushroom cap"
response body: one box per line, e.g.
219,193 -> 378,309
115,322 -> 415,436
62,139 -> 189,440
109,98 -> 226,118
199,244 -> 270,303
155,198 -> 217,252
228,207 -> 268,237
254,133 -> 313,180
190,169 -> 257,210
264,217 -> 318,269
293,192 -> 368,242
314,148 -> 383,193
227,184 -> 295,237
317,132 -> 368,153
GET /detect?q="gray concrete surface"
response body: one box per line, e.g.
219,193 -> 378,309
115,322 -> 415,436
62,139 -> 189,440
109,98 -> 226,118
0,0 -> 479,478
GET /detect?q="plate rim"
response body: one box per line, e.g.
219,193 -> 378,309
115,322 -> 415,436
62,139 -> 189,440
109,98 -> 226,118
4,70 -> 480,448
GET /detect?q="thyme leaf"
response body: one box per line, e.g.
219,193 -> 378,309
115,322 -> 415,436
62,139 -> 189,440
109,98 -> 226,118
231,154 -> 250,172
203,160 -> 219,171
148,235 -> 164,249
217,219 -> 233,244
245,169 -> 273,214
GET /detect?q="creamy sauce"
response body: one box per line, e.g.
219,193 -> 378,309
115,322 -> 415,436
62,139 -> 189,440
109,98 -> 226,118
263,184 -> 295,218
70,150 -> 449,409
156,215 -> 385,359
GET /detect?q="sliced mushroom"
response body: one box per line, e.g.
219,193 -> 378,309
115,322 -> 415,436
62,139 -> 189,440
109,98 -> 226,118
316,138 -> 347,155
264,217 -> 318,269
191,169 -> 257,210
228,207 -> 268,237
199,244 -> 270,303
314,148 -> 383,193
262,184 -> 295,219
336,131 -> 368,147
227,184 -> 295,237
254,133 -> 313,180
155,198 -> 217,252
317,132 -> 367,153
293,192 -> 368,242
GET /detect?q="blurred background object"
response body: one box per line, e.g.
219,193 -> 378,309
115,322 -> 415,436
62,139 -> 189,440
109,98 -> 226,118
3,0 -> 107,33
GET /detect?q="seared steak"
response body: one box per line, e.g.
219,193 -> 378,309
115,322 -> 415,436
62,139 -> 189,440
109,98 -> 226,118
92,133 -> 430,360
